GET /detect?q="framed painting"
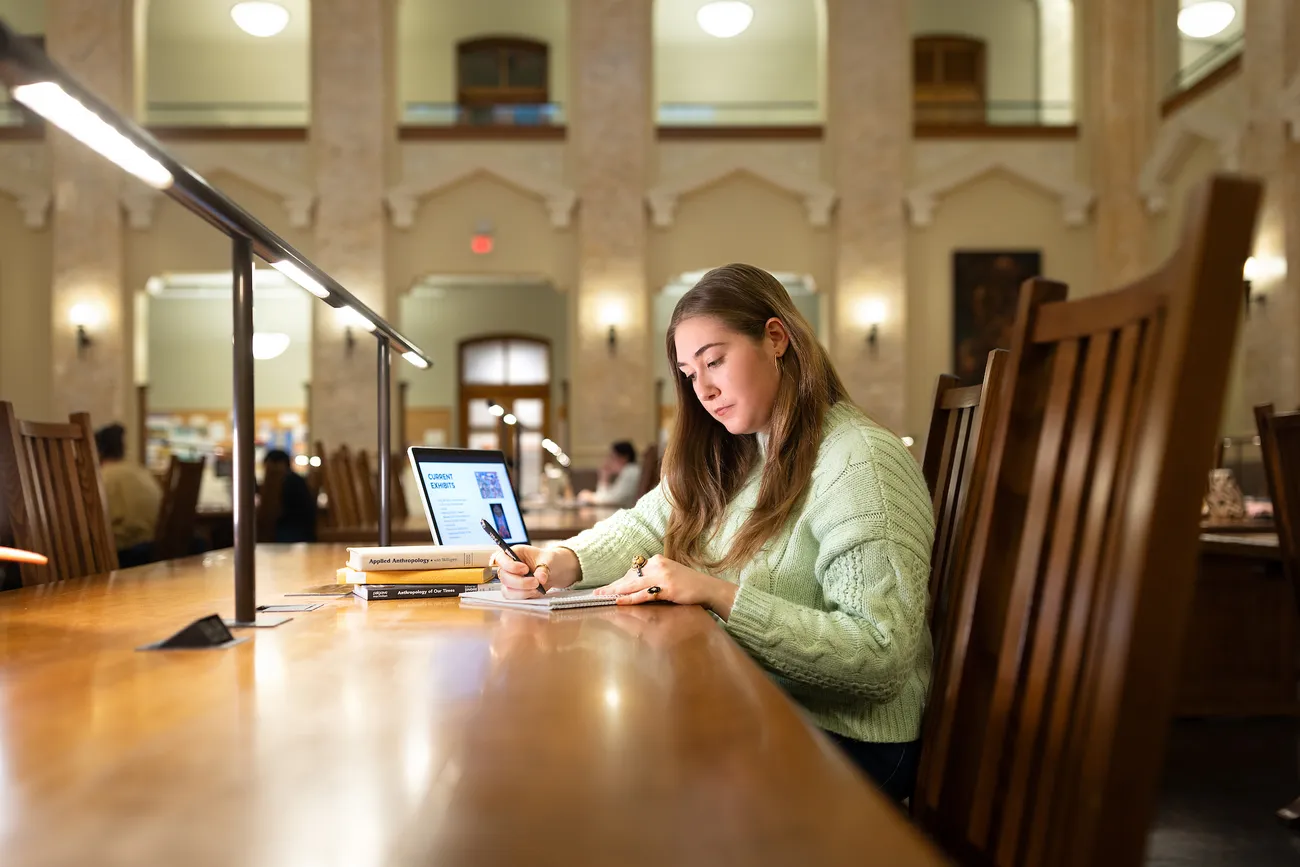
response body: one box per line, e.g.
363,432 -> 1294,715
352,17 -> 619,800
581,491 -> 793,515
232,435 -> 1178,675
952,250 -> 1041,385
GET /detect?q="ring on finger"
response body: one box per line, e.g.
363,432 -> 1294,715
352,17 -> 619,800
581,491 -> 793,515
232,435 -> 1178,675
647,585 -> 661,596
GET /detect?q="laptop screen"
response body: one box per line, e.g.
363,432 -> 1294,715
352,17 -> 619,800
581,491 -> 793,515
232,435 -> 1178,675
407,448 -> 529,547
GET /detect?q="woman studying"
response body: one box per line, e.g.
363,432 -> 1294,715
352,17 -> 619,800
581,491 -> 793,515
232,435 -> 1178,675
491,264 -> 934,800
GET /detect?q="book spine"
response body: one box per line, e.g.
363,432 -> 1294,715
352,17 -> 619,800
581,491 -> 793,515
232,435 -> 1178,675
355,583 -> 482,600
343,566 -> 493,585
348,550 -> 494,571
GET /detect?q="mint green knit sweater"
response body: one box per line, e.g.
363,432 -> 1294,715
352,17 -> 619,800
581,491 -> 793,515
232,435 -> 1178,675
563,402 -> 935,744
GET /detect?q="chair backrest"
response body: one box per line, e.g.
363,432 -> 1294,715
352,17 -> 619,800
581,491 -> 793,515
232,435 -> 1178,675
920,348 -> 1009,636
389,453 -> 409,522
352,449 -> 378,525
1253,403 -> 1300,611
322,445 -> 361,527
0,401 -> 118,584
912,174 -> 1261,867
256,461 -> 288,543
637,443 -> 660,497
151,456 -> 205,561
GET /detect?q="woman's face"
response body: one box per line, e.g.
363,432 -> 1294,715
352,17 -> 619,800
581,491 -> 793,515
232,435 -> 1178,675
673,315 -> 788,436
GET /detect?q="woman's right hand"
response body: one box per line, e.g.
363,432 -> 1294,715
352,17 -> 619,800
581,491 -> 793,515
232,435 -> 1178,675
489,545 -> 581,599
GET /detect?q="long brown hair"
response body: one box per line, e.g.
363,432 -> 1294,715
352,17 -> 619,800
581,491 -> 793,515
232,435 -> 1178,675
663,264 -> 849,573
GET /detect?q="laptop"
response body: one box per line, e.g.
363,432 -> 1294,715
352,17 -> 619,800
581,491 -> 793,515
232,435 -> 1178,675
406,447 -> 531,547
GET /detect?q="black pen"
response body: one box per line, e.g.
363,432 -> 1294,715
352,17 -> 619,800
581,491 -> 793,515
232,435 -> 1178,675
480,518 -> 545,593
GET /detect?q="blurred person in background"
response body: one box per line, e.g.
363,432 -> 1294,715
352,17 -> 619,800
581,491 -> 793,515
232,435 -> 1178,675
95,423 -> 162,567
576,440 -> 640,508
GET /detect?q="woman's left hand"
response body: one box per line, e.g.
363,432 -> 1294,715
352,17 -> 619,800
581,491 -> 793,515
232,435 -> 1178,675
594,555 -> 738,619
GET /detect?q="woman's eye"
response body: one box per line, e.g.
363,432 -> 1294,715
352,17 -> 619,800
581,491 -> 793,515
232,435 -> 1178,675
706,358 -> 723,369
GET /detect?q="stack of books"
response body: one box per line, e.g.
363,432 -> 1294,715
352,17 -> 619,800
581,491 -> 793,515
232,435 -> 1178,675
339,544 -> 500,600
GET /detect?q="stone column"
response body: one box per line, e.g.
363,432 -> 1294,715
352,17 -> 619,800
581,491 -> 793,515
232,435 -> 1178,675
825,0 -> 909,434
568,0 -> 653,465
1082,0 -> 1156,289
1238,0 -> 1300,416
309,0 -> 396,449
47,0 -> 135,427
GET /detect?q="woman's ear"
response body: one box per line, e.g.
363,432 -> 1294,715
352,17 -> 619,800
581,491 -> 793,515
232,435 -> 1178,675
765,318 -> 791,358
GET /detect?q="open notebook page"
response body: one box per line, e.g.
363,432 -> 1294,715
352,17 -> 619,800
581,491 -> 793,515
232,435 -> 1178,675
459,587 -> 617,611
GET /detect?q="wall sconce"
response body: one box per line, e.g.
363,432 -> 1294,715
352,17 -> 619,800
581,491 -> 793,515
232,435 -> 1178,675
857,299 -> 887,353
68,302 -> 104,358
599,299 -> 627,356
1243,255 -> 1287,316
336,306 -> 375,354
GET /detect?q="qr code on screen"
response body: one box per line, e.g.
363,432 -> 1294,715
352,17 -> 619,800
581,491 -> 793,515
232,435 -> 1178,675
475,471 -> 504,499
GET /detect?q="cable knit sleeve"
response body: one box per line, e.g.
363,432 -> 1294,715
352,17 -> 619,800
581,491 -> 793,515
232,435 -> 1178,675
560,482 -> 673,588
723,439 -> 934,703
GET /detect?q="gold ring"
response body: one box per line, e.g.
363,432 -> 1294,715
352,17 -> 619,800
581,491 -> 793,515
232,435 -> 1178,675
632,554 -> 646,578
647,586 -> 661,596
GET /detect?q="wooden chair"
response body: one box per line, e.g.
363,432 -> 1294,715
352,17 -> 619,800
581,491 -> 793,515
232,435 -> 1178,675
1253,404 -> 1300,604
1253,404 -> 1300,827
352,449 -> 378,526
636,443 -> 661,498
912,174 -> 1261,867
920,348 -> 1009,637
151,456 -> 205,561
322,445 -> 362,528
0,401 -> 118,584
389,454 -> 409,522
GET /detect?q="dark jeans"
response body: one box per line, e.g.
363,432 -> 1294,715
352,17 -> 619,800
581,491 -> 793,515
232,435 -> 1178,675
826,731 -> 920,802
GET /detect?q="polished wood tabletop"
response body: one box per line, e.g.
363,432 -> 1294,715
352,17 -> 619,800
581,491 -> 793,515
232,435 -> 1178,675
0,545 -> 948,867
319,506 -> 620,544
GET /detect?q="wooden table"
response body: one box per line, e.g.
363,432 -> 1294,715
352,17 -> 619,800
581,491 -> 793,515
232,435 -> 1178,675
319,506 -> 620,544
0,546 -> 948,866
1177,531 -> 1297,716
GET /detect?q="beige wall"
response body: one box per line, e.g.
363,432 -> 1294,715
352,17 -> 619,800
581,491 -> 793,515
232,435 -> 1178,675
145,0 -> 310,123
146,292 -> 311,410
905,170 -> 1097,442
0,195 -> 52,420
387,172 -> 574,298
0,0 -> 42,33
398,0 -> 569,109
648,172 -> 831,297
912,0 -> 1041,104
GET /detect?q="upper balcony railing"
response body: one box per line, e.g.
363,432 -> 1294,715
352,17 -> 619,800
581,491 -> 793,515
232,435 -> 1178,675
147,101 -> 308,128
657,101 -> 821,127
0,96 -> 1078,138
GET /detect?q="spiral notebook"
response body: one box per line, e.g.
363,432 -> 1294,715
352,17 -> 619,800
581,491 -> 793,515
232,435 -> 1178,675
459,587 -> 617,611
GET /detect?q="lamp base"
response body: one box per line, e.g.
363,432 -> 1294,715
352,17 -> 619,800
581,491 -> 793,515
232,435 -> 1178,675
137,613 -> 249,651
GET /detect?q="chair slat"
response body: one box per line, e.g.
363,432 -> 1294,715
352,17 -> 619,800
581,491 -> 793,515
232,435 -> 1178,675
996,331 -> 1113,863
1023,322 -> 1141,865
968,337 -> 1082,846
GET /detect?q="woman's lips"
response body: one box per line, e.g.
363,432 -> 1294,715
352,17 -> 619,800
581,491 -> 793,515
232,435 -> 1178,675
714,405 -> 734,418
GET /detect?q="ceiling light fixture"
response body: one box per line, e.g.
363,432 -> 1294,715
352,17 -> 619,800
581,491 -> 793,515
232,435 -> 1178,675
231,2 -> 290,38
1177,1 -> 1236,38
697,1 -> 753,38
